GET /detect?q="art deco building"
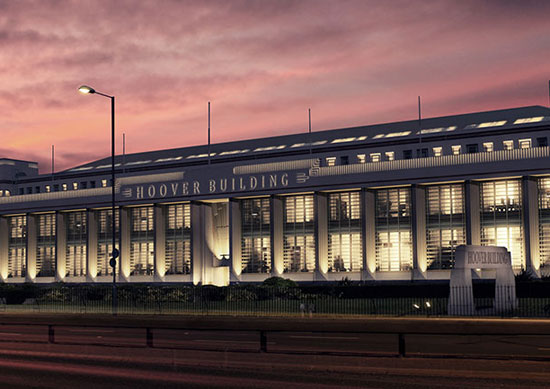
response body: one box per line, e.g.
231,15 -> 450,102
0,105 -> 549,285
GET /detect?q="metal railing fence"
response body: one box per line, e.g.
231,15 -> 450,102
1,284 -> 549,317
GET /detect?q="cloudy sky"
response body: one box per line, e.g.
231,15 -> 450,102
1,0 -> 549,172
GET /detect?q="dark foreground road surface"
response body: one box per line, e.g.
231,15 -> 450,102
0,341 -> 550,388
0,314 -> 548,388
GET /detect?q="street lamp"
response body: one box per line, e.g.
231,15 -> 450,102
78,84 -> 119,315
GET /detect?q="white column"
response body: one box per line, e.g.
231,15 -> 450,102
229,198 -> 242,280
465,180 -> 481,245
119,207 -> 131,282
191,201 -> 204,285
271,195 -> 284,276
412,185 -> 427,276
87,209 -> 98,281
314,192 -> 328,279
26,214 -> 37,282
363,189 -> 376,278
55,212 -> 67,281
0,217 -> 8,281
154,204 -> 166,280
523,176 -> 540,276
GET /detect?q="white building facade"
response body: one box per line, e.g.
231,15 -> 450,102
1,105 -> 549,285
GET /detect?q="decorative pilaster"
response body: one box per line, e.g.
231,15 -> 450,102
55,212 -> 67,281
26,214 -> 37,281
314,192 -> 328,278
229,198 -> 242,280
523,176 -> 540,276
412,185 -> 427,276
363,189 -> 376,278
465,180 -> 481,245
154,204 -> 166,280
270,196 -> 284,276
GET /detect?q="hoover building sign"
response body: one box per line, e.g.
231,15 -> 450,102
448,245 -> 517,316
116,166 -> 314,202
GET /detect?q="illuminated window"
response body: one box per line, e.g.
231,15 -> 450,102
480,180 -> 524,270
72,182 -> 78,190
483,142 -> 493,152
370,153 -> 381,163
36,214 -> 56,277
519,139 -> 531,149
241,198 -> 271,274
331,137 -> 356,144
96,209 -> 119,276
101,179 -> 108,187
472,120 -> 507,128
451,145 -> 461,155
503,140 -> 514,150
8,216 -> 26,278
165,203 -> 191,275
62,184 -> 68,191
426,184 -> 465,269
375,188 -> 412,271
514,117 -> 543,124
385,151 -> 395,161
5,190 -> 10,196
45,185 -> 51,193
130,206 -> 154,276
326,157 -> 336,167
433,147 -> 442,157
66,211 -> 86,277
328,192 -> 362,272
283,195 -> 315,272
357,154 -> 366,164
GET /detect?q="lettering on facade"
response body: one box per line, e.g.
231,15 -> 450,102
466,251 -> 509,266
123,172 -> 291,200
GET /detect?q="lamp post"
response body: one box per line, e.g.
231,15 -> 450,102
78,85 -> 119,315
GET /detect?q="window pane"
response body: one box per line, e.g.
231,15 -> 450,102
283,195 -> 315,272
328,192 -> 362,272
375,188 -> 412,271
241,198 -> 271,273
426,184 -> 466,269
480,180 -> 524,270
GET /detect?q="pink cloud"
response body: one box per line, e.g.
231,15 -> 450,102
0,0 -> 549,172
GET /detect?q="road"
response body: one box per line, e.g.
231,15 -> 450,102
0,314 -> 549,387
1,321 -> 550,358
0,340 -> 550,388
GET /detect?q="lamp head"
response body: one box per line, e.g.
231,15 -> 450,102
78,85 -> 95,94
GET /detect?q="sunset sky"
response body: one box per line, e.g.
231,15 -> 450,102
1,0 -> 549,173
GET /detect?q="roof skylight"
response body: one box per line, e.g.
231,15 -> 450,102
218,149 -> 250,156
374,131 -> 411,139
154,156 -> 183,163
514,117 -> 544,124
125,160 -> 152,166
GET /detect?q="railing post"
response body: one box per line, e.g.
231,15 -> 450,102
146,327 -> 153,347
48,325 -> 55,344
398,333 -> 405,357
260,330 -> 267,353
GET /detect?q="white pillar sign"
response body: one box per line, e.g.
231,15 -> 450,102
448,245 -> 517,315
